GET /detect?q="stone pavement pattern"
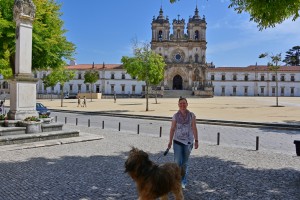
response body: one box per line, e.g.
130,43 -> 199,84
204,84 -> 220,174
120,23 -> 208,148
0,124 -> 299,200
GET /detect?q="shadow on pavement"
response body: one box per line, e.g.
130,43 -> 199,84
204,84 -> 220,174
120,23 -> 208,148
0,151 -> 299,199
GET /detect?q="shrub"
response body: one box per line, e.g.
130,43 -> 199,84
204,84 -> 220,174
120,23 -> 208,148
39,114 -> 49,118
24,116 -> 40,122
0,114 -> 6,120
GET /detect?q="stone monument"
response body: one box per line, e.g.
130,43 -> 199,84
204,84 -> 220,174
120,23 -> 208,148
7,0 -> 38,120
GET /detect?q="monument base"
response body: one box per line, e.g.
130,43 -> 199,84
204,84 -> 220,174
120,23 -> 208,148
8,75 -> 38,120
7,110 -> 39,120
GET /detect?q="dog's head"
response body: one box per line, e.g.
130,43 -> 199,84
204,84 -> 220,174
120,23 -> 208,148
124,147 -> 154,178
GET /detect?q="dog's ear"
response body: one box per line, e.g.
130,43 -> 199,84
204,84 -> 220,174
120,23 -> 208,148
125,147 -> 141,173
130,146 -> 139,154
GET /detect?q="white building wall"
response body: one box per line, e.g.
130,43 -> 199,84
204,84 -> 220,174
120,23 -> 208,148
207,67 -> 300,97
36,68 -> 146,96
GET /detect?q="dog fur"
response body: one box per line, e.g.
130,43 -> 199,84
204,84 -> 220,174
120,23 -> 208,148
125,147 -> 184,200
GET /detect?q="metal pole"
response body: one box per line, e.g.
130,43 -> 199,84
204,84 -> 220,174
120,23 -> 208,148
256,136 -> 259,151
65,117 -> 67,124
76,118 -> 78,126
137,124 -> 140,134
217,132 -> 220,145
55,116 -> 57,122
119,122 -> 121,131
102,121 -> 104,129
88,119 -> 90,127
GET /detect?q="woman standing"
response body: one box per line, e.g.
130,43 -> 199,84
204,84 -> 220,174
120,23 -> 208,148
168,97 -> 199,189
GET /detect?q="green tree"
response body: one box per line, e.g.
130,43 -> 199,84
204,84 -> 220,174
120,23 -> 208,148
259,53 -> 282,107
283,46 -> 300,66
84,63 -> 99,102
42,71 -> 58,101
170,0 -> 300,30
0,0 -> 75,78
44,67 -> 75,107
121,43 -> 165,111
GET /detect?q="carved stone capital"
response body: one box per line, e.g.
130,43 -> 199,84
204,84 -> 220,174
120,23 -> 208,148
14,0 -> 36,21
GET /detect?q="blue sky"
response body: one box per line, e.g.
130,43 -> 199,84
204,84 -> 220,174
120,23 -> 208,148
57,0 -> 300,67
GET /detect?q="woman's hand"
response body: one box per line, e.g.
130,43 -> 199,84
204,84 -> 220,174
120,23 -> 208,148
194,141 -> 199,149
168,141 -> 172,149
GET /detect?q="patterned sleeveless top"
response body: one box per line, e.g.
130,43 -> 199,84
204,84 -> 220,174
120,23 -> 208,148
172,110 -> 195,145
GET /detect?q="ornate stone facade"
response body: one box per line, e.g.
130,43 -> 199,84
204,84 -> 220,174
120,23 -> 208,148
151,6 -> 213,95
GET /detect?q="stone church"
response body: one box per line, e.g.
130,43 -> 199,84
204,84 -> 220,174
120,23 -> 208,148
151,6 -> 213,97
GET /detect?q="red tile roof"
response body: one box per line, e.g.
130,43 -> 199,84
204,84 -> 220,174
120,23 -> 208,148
208,65 -> 300,72
66,64 -> 300,72
66,64 -> 123,70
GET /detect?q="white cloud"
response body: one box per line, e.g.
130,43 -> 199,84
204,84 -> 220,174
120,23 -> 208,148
208,17 -> 300,55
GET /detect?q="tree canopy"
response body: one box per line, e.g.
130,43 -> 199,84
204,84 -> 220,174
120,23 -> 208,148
0,0 -> 75,78
43,67 -> 75,107
283,46 -> 300,66
84,64 -> 99,102
121,43 -> 165,111
170,0 -> 300,30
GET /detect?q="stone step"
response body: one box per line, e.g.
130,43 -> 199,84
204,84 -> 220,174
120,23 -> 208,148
0,127 -> 26,136
163,90 -> 194,98
0,130 -> 80,146
41,123 -> 63,132
0,123 -> 64,136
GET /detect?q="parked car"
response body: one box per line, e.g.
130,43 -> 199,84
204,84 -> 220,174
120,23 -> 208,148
64,93 -> 77,99
36,103 -> 51,116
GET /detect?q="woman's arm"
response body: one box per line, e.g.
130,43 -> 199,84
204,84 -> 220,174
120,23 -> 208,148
168,120 -> 176,149
191,114 -> 199,149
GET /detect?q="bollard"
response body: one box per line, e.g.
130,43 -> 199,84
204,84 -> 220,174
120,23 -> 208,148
159,126 -> 162,137
55,116 -> 57,122
256,136 -> 259,151
76,118 -> 78,126
65,117 -> 67,124
217,132 -> 220,145
137,124 -> 140,134
102,121 -> 104,129
88,119 -> 90,127
119,122 -> 121,131
294,140 -> 300,156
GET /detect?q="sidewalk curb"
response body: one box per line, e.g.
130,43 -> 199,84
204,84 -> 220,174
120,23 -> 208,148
0,132 -> 104,151
50,109 -> 300,131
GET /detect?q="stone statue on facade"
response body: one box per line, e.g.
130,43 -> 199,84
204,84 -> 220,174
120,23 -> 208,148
14,0 -> 36,20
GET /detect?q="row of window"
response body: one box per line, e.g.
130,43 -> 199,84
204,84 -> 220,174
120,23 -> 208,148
211,74 -> 296,82
45,84 -> 146,93
37,73 -> 136,80
158,30 -> 201,41
218,86 -> 295,96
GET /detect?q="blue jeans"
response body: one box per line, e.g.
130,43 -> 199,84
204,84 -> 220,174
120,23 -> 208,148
173,141 -> 193,185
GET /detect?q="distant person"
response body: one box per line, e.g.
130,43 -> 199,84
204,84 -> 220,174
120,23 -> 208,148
0,98 -> 6,114
77,96 -> 81,107
114,92 -> 117,103
82,96 -> 87,107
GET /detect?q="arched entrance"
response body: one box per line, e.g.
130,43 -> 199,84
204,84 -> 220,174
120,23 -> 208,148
173,75 -> 183,90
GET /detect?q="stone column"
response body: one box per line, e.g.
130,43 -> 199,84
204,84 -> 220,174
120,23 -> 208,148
8,0 -> 38,120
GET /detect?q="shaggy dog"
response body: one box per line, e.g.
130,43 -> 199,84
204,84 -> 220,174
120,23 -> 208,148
125,147 -> 184,200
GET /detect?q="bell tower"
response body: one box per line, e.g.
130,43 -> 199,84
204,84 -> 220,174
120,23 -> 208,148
151,7 -> 170,42
172,15 -> 185,40
187,6 -> 207,64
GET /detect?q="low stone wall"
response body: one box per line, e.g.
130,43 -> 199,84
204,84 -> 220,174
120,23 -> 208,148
37,94 -> 61,99
77,93 -> 102,99
194,90 -> 214,97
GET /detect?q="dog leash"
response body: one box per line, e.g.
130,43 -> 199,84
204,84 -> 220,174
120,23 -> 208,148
157,148 -> 170,161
